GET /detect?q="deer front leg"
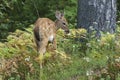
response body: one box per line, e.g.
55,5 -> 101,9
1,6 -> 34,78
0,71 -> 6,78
47,36 -> 57,51
52,38 -> 57,50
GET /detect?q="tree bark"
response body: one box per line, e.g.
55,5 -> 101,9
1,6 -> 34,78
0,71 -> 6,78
77,0 -> 117,36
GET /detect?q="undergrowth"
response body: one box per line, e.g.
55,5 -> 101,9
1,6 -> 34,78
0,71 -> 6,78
0,25 -> 120,80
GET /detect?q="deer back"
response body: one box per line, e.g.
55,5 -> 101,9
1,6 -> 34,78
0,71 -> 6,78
33,11 -> 69,42
34,18 -> 56,42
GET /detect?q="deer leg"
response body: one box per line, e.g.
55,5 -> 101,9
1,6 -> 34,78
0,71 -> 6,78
52,38 -> 57,50
38,39 -> 48,54
35,39 -> 48,57
34,39 -> 40,52
47,38 -> 57,51
36,40 -> 48,68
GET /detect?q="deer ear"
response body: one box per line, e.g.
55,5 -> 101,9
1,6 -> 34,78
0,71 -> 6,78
55,11 -> 62,19
61,11 -> 64,17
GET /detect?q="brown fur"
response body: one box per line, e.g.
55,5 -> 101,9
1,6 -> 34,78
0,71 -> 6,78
33,11 -> 69,54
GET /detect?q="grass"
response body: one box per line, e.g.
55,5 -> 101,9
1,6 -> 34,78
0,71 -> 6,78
0,25 -> 120,80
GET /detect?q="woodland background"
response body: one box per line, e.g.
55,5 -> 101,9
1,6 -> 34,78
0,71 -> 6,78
0,0 -> 120,80
0,0 -> 77,41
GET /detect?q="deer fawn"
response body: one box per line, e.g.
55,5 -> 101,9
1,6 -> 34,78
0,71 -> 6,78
33,11 -> 69,55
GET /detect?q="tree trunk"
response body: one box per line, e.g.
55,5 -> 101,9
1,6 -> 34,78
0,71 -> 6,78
77,0 -> 117,37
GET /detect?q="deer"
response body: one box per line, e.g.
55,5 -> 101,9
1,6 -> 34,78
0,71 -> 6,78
33,11 -> 69,61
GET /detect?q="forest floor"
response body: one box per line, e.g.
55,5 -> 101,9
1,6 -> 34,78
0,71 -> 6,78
0,25 -> 120,80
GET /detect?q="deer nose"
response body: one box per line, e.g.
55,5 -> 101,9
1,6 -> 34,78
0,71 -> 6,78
65,30 -> 70,34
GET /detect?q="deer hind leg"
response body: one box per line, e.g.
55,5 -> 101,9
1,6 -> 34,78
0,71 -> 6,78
35,39 -> 48,62
35,39 -> 40,52
37,39 -> 48,54
37,39 -> 48,68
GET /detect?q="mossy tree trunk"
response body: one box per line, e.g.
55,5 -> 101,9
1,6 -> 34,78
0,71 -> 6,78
77,0 -> 117,37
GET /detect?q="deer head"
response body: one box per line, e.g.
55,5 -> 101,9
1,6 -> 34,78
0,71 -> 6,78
55,11 -> 69,33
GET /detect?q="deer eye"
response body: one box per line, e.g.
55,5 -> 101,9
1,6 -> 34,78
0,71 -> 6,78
63,23 -> 66,25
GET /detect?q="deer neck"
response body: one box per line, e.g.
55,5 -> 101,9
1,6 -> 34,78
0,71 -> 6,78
55,19 -> 61,31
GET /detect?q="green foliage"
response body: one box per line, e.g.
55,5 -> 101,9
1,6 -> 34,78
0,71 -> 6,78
0,25 -> 120,80
0,0 -> 77,41
0,0 -> 120,79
